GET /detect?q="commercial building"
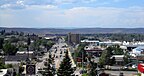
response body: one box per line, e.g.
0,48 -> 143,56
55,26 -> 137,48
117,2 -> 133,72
68,33 -> 80,45
85,46 -> 104,57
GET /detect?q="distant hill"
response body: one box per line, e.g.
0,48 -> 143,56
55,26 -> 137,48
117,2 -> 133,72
0,27 -> 144,34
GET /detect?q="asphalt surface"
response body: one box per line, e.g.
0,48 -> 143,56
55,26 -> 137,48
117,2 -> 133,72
105,70 -> 137,76
52,42 -> 67,70
36,38 -> 69,75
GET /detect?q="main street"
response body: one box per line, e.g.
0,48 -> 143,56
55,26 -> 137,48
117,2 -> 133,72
35,37 -> 83,76
51,42 -> 67,70
36,38 -> 68,75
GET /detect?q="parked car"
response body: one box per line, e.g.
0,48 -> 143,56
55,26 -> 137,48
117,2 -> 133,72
123,61 -> 143,70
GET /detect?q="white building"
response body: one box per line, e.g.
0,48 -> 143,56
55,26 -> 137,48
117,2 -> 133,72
130,46 -> 144,57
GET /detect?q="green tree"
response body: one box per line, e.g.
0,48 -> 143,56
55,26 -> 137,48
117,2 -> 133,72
0,58 -> 6,69
57,51 -> 74,76
42,51 -> 55,76
0,38 -> 4,49
123,51 -> 130,65
99,45 -> 123,66
9,36 -> 19,43
47,41 -> 55,50
3,42 -> 17,55
77,43 -> 88,62
112,45 -> 124,55
19,65 -> 24,75
6,64 -> 13,68
99,50 -> 108,65
19,32 -> 24,36
0,30 -> 5,35
89,61 -> 97,76
99,47 -> 112,66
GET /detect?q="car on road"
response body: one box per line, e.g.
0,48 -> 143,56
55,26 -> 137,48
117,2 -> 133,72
37,58 -> 43,62
60,51 -> 62,54
123,62 -> 137,70
79,70 -> 87,74
44,61 -> 48,66
38,67 -> 43,70
56,56 -> 58,58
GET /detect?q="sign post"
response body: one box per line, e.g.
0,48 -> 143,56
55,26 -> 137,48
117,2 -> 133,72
26,64 -> 36,76
138,63 -> 144,76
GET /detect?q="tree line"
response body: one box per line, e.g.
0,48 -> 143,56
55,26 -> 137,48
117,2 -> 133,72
81,33 -> 144,41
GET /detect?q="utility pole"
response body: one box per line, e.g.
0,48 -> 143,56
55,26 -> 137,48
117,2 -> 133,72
27,34 -> 31,64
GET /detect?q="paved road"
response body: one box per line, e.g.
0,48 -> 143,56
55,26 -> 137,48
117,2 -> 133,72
105,70 -> 137,76
52,42 -> 67,70
36,37 -> 80,76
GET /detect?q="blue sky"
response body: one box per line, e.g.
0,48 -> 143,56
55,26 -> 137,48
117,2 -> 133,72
0,0 -> 144,28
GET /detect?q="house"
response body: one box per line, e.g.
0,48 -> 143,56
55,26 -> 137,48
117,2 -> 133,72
4,54 -> 30,74
16,51 -> 35,59
4,55 -> 28,62
111,55 -> 124,65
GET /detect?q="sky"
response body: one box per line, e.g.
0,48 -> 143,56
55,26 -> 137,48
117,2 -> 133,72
0,0 -> 144,28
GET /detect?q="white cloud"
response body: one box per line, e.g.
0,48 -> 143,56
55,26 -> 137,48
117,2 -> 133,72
54,0 -> 77,4
0,5 -> 144,28
0,0 -> 97,9
0,3 -> 26,9
27,5 -> 58,10
81,0 -> 97,3
112,0 -> 126,2
0,0 -> 26,9
33,6 -> 144,28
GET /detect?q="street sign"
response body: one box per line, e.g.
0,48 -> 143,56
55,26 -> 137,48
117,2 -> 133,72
26,64 -> 36,75
138,63 -> 144,73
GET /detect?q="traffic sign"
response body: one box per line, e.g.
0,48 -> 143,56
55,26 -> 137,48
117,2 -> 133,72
26,64 -> 36,75
138,63 -> 144,73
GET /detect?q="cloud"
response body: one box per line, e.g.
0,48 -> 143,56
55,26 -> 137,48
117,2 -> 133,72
0,0 -> 144,28
80,0 -> 97,3
27,5 -> 58,10
112,0 -> 125,2
22,6 -> 144,28
0,0 -> 144,10
0,0 -> 26,9
0,4 -> 26,9
0,0 -> 98,9
1,6 -> 144,28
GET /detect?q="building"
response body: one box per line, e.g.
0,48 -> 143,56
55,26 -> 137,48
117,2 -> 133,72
111,55 -> 124,65
4,55 -> 28,63
68,33 -> 80,45
81,39 -> 99,45
16,51 -> 35,59
4,55 -> 29,74
130,46 -> 144,57
85,45 -> 104,57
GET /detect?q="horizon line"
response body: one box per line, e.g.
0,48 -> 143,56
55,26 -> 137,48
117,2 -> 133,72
0,26 -> 144,29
